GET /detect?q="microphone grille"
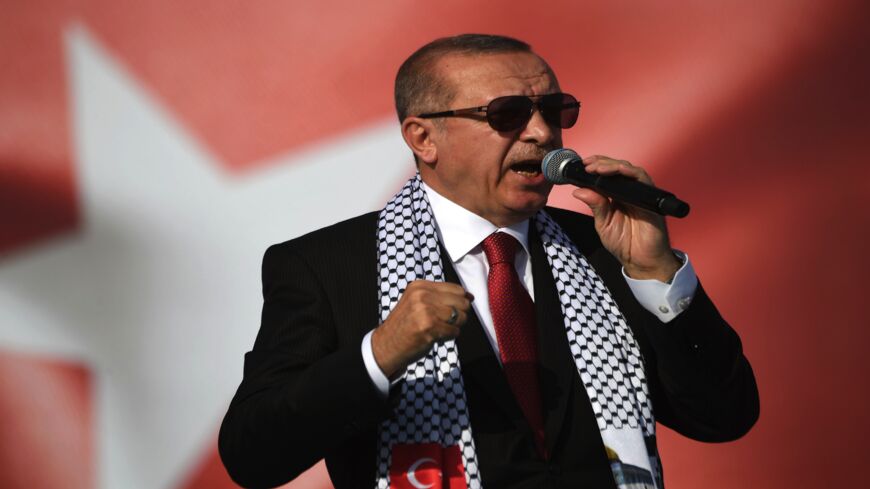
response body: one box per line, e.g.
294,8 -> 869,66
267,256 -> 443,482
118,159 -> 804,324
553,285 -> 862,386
541,148 -> 580,184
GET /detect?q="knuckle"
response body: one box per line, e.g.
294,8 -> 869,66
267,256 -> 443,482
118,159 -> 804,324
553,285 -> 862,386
412,302 -> 429,316
415,320 -> 433,337
422,327 -> 439,343
413,289 -> 428,303
408,280 -> 431,294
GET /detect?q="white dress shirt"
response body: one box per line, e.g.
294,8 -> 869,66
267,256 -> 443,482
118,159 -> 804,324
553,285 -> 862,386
361,183 -> 698,395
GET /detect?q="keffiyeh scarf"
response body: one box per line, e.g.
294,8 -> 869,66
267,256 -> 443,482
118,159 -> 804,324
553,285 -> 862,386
374,174 -> 662,489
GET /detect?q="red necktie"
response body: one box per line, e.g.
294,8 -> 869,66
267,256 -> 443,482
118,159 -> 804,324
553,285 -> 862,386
481,232 -> 547,459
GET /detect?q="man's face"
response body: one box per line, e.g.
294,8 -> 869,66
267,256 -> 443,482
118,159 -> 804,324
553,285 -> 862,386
419,52 -> 563,227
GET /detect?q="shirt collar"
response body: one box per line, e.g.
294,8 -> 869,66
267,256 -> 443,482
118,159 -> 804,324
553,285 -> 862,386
422,181 -> 531,263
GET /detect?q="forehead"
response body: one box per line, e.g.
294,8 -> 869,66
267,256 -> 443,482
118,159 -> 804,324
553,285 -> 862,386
435,51 -> 560,104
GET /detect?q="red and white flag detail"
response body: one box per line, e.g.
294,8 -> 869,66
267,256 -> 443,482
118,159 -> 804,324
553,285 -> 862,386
390,443 -> 466,489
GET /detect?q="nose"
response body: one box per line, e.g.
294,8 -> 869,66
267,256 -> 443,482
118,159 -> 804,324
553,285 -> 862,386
519,106 -> 557,147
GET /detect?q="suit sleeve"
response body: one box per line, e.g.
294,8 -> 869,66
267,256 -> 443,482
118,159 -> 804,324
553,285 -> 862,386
638,282 -> 760,442
545,206 -> 759,443
218,243 -> 391,488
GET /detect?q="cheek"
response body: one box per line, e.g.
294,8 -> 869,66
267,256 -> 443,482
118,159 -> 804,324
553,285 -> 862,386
463,151 -> 504,181
442,128 -> 512,184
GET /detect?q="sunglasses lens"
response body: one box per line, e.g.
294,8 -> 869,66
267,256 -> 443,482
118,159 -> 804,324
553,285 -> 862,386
486,94 -> 580,131
487,96 -> 534,131
542,93 -> 580,129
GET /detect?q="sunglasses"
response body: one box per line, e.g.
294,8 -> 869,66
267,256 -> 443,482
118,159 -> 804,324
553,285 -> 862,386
417,93 -> 580,132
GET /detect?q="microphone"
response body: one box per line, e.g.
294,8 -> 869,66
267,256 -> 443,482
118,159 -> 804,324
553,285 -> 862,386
542,148 -> 690,218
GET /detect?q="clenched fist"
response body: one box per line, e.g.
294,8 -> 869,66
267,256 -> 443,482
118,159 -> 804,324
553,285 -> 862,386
371,280 -> 473,378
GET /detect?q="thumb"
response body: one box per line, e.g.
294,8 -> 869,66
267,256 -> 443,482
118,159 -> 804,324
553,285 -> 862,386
572,187 -> 610,220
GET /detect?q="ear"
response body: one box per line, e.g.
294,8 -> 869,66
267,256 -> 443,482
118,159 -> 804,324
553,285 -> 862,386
401,117 -> 438,165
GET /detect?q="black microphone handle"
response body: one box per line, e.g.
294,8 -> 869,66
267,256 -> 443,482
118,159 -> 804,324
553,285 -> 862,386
562,163 -> 690,218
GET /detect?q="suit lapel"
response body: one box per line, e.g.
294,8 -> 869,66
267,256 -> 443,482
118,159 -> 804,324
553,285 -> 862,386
529,225 -> 577,456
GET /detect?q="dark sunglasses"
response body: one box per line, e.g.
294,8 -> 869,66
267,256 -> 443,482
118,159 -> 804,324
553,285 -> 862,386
417,93 -> 580,132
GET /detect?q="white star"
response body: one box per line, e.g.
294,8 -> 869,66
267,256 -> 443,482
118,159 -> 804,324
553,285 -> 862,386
0,23 -> 412,489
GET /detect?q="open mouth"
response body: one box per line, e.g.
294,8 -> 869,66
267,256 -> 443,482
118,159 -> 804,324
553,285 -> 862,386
509,161 -> 542,177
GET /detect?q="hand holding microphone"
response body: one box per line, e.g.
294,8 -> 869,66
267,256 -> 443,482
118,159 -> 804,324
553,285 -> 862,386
542,148 -> 684,282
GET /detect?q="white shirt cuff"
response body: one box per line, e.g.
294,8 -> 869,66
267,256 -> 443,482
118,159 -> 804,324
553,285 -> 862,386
362,329 -> 392,397
623,250 -> 699,323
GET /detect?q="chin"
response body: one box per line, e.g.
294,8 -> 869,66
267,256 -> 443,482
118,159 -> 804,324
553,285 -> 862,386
506,197 -> 548,219
517,188 -> 550,208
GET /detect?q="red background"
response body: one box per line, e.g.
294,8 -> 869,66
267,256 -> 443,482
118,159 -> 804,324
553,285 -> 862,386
2,0 -> 869,487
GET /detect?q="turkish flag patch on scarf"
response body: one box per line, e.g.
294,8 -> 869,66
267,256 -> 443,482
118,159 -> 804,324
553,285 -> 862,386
390,443 -> 466,489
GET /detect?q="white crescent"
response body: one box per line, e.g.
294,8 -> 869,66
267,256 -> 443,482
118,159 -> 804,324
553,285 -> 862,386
407,457 -> 439,489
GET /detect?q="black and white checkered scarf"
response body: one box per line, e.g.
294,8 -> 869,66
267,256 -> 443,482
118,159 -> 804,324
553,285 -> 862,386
375,174 -> 662,488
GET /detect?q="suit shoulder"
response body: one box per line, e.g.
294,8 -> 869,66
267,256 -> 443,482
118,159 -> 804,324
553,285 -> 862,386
544,205 -> 594,229
267,211 -> 380,258
260,211 -> 380,301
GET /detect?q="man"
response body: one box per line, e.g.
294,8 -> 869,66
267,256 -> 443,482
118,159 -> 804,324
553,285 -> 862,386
219,34 -> 758,489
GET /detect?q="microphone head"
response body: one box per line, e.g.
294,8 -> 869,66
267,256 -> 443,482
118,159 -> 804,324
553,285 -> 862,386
542,148 -> 581,184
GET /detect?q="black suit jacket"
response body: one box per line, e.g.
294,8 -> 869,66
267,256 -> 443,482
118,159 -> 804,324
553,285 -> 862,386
219,208 -> 758,488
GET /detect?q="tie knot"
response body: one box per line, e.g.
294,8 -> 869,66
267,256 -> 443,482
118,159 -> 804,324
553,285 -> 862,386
482,232 -> 520,266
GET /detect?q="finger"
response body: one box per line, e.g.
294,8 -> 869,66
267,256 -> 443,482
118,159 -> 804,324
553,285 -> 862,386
571,187 -> 611,221
439,304 -> 468,326
581,154 -> 606,165
426,283 -> 474,306
408,279 -> 461,291
433,322 -> 462,341
408,280 -> 473,302
437,294 -> 473,315
428,281 -> 469,296
584,157 -> 654,185
584,157 -> 632,175
612,164 -> 653,185
404,281 -> 466,305
609,200 -> 652,222
582,154 -> 619,168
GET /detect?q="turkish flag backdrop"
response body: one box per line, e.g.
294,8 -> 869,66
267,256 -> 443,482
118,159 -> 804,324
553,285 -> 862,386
1,1 -> 869,488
